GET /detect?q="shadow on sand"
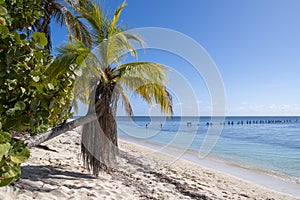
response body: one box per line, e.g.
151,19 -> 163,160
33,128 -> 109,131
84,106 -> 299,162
14,165 -> 96,192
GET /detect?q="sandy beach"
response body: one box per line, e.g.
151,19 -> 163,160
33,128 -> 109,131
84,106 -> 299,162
0,128 -> 299,200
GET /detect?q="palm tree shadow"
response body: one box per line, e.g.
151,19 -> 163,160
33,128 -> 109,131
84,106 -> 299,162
16,165 -> 96,192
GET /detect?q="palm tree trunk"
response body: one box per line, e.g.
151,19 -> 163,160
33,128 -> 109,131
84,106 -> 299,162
96,93 -> 119,162
81,85 -> 119,176
25,113 -> 97,148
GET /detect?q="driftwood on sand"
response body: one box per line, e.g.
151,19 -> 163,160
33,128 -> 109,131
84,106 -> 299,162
24,114 -> 97,148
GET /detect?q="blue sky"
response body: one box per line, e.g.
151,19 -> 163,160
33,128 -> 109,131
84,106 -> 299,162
52,0 -> 300,116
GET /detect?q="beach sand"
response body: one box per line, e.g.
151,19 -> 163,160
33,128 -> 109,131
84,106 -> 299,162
0,128 -> 298,200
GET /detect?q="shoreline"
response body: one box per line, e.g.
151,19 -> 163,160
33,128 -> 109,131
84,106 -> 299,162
0,128 -> 299,199
119,134 -> 300,198
119,139 -> 299,199
117,117 -> 300,181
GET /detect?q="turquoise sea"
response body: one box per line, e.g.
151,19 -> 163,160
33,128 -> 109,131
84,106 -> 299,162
117,116 -> 300,184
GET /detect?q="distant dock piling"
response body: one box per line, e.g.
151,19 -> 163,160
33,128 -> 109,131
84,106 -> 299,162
204,118 -> 298,127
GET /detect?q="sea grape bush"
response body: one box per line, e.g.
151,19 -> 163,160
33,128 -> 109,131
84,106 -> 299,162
0,0 -> 76,186
0,131 -> 30,186
0,1 -> 74,134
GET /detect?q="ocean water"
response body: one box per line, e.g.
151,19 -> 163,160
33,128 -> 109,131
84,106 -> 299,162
117,116 -> 300,182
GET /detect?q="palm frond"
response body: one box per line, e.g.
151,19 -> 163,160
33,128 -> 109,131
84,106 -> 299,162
116,62 -> 169,84
136,83 -> 173,116
72,68 -> 98,112
78,2 -> 106,41
115,84 -> 133,117
91,32 -> 144,69
72,18 -> 93,48
31,0 -> 93,50
45,53 -> 77,80
122,32 -> 145,57
115,62 -> 172,116
52,2 -> 73,40
110,1 -> 127,35
45,39 -> 105,81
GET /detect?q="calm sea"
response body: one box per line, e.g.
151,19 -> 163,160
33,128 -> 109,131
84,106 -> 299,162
117,116 -> 300,182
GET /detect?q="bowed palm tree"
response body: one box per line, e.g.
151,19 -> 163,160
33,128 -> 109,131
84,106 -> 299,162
46,1 -> 173,176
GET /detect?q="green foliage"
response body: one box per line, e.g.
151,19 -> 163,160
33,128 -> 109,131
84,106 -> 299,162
0,131 -> 29,187
0,0 -> 73,134
0,0 -> 77,187
68,1 -> 173,117
0,0 -> 42,31
32,32 -> 48,46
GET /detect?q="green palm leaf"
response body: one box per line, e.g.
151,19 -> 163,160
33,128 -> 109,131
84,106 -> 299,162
116,62 -> 169,84
111,1 -> 127,35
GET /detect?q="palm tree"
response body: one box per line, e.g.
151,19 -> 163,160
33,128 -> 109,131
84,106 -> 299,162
34,0 -> 92,50
46,1 -> 173,176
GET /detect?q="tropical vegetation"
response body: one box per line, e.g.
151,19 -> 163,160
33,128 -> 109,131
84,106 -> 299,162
47,1 -> 173,175
0,0 -> 82,186
0,0 -> 173,185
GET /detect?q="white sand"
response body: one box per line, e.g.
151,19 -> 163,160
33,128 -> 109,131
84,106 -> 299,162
0,128 -> 299,200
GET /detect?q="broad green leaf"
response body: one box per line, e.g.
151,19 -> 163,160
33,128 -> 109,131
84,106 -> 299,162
32,76 -> 40,82
2,164 -> 20,179
33,11 -> 40,17
32,32 -> 48,46
36,85 -> 44,93
74,68 -> 82,76
10,154 -> 28,164
40,99 -> 49,107
20,34 -> 26,40
49,99 -> 57,109
0,25 -> 8,35
0,17 -> 6,26
52,79 -> 57,86
20,87 -> 26,93
24,56 -> 31,62
9,141 -> 30,164
13,32 -> 20,43
5,109 -> 15,116
0,143 -> 10,160
0,132 -> 11,143
34,51 -> 43,60
47,83 -> 54,90
14,101 -> 26,110
40,110 -> 50,118
8,81 -> 16,90
0,6 -> 7,15
30,98 -> 40,110
0,177 -> 15,187
37,124 -> 48,132
76,56 -> 86,68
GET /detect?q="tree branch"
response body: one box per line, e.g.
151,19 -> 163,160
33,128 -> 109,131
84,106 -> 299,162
24,113 -> 97,148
